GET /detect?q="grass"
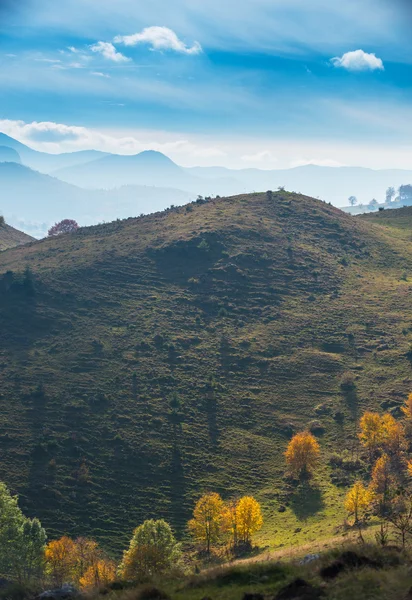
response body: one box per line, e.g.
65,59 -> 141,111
1,193 -> 412,556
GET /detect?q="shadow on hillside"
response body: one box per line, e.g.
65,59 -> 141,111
168,442 -> 186,529
342,387 -> 359,421
290,480 -> 324,520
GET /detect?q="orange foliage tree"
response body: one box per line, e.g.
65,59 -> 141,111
344,481 -> 373,542
45,536 -> 109,588
188,492 -> 224,554
79,559 -> 116,590
285,431 -> 320,477
45,537 -> 77,587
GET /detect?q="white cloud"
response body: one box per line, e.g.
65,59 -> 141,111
114,26 -> 202,55
331,49 -> 384,71
90,41 -> 130,63
91,71 -> 111,78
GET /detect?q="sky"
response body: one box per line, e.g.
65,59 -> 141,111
1,0 -> 412,169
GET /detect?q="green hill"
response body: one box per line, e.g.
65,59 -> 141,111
0,219 -> 34,251
1,192 -> 412,555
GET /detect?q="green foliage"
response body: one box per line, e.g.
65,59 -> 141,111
119,520 -> 182,579
0,482 -> 46,583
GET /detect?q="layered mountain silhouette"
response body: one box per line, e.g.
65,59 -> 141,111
0,162 -> 192,237
1,133 -> 412,237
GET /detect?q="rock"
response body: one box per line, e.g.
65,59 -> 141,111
38,584 -> 79,600
242,594 -> 265,600
274,578 -> 324,600
320,550 -> 382,580
299,554 -> 320,565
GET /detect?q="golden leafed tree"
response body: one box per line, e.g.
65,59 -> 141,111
236,496 -> 263,545
358,412 -> 384,457
79,559 -> 116,590
188,492 -> 224,554
285,431 -> 320,477
45,537 -> 77,587
221,498 -> 239,548
344,481 -> 373,541
370,453 -> 395,514
401,393 -> 412,420
381,413 -> 406,457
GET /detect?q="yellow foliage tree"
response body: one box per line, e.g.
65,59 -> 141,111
285,431 -> 320,477
401,393 -> 412,420
236,496 -> 263,545
381,413 -> 405,457
358,412 -> 384,457
344,481 -> 373,541
45,537 -> 77,587
370,453 -> 394,514
79,559 -> 116,590
345,481 -> 373,524
221,499 -> 239,548
188,492 -> 224,554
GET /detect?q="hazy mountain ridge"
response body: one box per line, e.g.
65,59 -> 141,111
1,134 -> 412,237
0,162 -> 193,237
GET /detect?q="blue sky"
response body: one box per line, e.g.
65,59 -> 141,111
1,0 -> 412,169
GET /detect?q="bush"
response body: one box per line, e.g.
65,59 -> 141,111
340,373 -> 355,391
0,216 -> 5,226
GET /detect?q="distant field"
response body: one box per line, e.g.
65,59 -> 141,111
1,192 -> 412,555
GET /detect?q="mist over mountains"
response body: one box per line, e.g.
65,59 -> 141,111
1,132 -> 412,237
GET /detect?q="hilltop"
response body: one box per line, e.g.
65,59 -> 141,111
0,219 -> 34,251
1,192 -> 412,555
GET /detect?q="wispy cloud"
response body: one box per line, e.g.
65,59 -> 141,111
114,26 -> 202,55
91,71 -> 111,78
90,41 -> 130,62
331,49 -> 384,71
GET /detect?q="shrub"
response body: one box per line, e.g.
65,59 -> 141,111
0,215 -> 5,226
340,373 -> 355,391
48,219 -> 79,237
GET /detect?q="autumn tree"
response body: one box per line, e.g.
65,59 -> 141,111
73,538 -> 101,584
370,454 -> 394,546
45,537 -> 77,587
381,413 -> 405,458
188,492 -> 224,554
221,498 -> 239,548
344,481 -> 372,542
285,431 -> 320,477
358,412 -> 384,458
119,519 -> 182,579
236,496 -> 263,546
48,219 -> 79,237
79,559 -> 116,590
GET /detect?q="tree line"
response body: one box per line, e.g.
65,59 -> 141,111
348,185 -> 412,211
0,484 -> 263,589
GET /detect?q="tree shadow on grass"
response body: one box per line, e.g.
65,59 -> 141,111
290,480 -> 325,520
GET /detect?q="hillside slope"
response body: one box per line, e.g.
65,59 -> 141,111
0,221 -> 34,251
0,193 -> 412,554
